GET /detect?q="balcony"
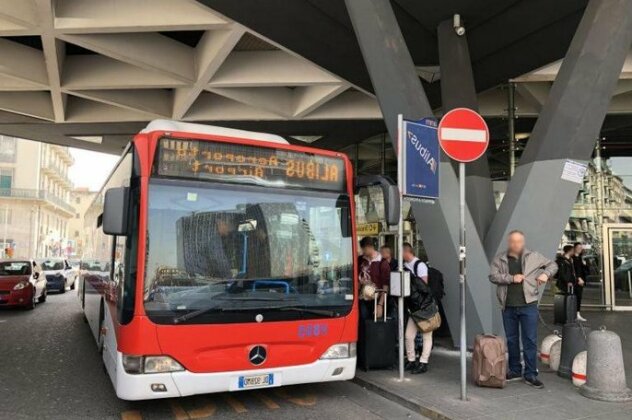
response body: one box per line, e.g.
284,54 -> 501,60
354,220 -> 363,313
51,145 -> 75,165
40,159 -> 73,188
0,188 -> 75,215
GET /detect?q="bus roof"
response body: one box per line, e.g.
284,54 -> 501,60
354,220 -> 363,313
141,120 -> 288,145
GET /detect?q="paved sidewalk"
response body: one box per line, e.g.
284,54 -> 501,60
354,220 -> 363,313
354,310 -> 632,420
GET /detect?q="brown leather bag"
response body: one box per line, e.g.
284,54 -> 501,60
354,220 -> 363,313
472,334 -> 507,388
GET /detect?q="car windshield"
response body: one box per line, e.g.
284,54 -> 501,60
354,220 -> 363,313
0,261 -> 31,276
41,260 -> 64,271
144,179 -> 354,324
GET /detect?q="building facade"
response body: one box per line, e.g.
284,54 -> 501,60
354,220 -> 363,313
67,187 -> 97,259
564,162 -> 632,250
0,136 -> 75,259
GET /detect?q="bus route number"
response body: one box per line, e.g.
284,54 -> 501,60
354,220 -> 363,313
298,324 -> 329,338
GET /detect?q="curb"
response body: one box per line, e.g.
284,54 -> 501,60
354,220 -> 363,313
352,376 -> 453,420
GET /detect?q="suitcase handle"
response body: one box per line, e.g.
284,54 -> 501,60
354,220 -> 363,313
373,289 -> 387,322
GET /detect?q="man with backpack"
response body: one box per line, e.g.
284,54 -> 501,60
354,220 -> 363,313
402,242 -> 439,374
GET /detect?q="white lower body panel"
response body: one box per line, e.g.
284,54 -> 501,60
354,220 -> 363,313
113,352 -> 356,401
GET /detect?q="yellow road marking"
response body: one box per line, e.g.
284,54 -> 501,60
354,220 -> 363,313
120,410 -> 143,420
224,395 -> 248,413
254,392 -> 280,409
275,389 -> 317,407
188,402 -> 216,419
170,400 -> 190,420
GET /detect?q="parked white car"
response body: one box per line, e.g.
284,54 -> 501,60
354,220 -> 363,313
40,258 -> 78,293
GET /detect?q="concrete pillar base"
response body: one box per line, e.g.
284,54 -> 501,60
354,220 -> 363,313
580,385 -> 632,403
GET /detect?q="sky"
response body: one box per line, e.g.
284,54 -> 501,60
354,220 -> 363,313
68,148 -> 119,192
608,157 -> 632,189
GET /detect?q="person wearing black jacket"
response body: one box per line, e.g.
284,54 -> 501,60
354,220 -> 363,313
556,245 -> 576,293
402,243 -> 437,374
572,242 -> 587,322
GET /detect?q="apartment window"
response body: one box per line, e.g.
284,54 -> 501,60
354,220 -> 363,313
0,168 -> 13,189
0,137 -> 16,163
0,209 -> 11,224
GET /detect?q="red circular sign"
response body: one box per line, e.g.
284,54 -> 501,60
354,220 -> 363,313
438,107 -> 489,163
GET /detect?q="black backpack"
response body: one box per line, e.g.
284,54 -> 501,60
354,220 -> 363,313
408,260 -> 445,301
427,265 -> 445,301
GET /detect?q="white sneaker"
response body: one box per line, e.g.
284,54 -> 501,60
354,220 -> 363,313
577,312 -> 587,322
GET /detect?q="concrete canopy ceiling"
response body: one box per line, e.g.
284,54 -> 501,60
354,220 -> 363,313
0,0 -> 381,153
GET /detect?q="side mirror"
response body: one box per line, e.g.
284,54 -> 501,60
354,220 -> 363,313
103,187 -> 130,236
33,272 -> 39,280
355,175 -> 400,226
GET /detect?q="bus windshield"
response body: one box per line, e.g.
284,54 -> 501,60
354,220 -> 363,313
144,179 -> 354,324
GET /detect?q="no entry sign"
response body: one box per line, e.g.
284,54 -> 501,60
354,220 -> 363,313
438,108 -> 489,162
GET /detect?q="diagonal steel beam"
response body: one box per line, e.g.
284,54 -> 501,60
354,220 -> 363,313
485,0 -> 632,260
345,0 -> 495,344
344,0 -> 431,137
437,19 -> 496,239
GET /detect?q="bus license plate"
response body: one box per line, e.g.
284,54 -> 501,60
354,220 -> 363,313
238,373 -> 274,389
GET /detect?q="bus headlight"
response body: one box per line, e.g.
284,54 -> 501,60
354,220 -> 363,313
144,356 -> 184,374
320,343 -> 356,359
122,355 -> 184,374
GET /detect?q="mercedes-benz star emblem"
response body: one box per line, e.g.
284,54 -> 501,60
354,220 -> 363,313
249,346 -> 267,366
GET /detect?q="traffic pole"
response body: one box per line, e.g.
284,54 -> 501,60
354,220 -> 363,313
397,113 -> 405,382
458,162 -> 467,401
437,107 -> 488,402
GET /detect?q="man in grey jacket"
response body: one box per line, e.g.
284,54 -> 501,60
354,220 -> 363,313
489,230 -> 557,389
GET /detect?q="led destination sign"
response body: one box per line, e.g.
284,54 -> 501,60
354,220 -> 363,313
156,138 -> 346,192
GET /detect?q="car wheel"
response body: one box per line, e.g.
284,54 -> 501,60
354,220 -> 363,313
70,279 -> 75,290
38,288 -> 47,303
60,281 -> 66,294
26,288 -> 36,310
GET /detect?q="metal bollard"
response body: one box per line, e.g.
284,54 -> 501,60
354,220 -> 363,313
580,327 -> 632,402
549,339 -> 562,372
558,322 -> 590,379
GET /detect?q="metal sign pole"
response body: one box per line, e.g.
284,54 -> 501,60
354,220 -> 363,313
458,162 -> 467,401
397,113 -> 405,382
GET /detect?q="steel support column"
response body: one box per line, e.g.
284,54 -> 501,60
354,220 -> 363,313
437,19 -> 496,238
345,0 -> 491,344
485,0 -> 632,261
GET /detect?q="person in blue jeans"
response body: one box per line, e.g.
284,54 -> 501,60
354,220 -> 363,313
489,230 -> 558,389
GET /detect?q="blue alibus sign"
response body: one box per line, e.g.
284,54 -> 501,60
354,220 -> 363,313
402,118 -> 439,200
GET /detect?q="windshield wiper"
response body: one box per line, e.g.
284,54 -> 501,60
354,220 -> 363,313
278,306 -> 338,317
173,303 -> 338,324
173,305 -> 240,324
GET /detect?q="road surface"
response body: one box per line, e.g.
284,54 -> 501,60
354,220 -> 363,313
0,290 -> 426,420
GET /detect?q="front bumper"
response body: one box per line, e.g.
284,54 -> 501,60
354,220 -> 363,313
0,289 -> 32,307
113,351 -> 356,401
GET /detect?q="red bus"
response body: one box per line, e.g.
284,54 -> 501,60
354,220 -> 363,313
79,120 -> 397,400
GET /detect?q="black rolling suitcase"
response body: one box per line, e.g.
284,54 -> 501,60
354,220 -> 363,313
358,291 -> 397,371
554,284 -> 577,325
